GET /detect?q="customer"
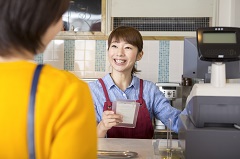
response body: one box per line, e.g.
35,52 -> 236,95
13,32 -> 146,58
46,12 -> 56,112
0,0 -> 97,158
89,26 -> 187,139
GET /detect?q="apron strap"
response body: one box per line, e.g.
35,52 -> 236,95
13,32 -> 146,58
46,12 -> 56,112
98,78 -> 112,110
28,64 -> 44,159
137,79 -> 144,105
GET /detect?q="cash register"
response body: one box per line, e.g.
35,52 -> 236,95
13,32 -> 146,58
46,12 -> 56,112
178,27 -> 240,159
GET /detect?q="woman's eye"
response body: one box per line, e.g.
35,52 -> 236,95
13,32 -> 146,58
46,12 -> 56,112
111,45 -> 117,48
125,47 -> 132,49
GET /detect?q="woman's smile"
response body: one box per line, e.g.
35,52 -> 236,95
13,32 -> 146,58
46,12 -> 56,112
114,59 -> 126,65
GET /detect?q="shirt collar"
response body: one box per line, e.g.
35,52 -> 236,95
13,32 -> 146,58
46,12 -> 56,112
131,75 -> 140,89
102,74 -> 116,90
102,73 -> 140,90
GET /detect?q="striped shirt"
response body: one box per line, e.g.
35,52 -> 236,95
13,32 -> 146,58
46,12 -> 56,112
88,73 -> 186,133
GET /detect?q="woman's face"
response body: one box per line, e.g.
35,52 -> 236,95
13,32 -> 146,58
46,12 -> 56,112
108,38 -> 142,74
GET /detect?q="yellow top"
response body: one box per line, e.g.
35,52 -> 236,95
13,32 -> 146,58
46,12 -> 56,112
0,61 -> 97,159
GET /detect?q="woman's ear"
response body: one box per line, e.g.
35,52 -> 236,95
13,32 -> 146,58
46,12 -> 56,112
136,51 -> 144,61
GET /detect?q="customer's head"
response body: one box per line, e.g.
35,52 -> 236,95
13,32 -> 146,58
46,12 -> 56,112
108,26 -> 143,74
0,0 -> 69,57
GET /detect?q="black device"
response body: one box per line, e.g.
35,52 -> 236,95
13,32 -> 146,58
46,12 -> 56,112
179,27 -> 240,159
183,37 -> 240,81
197,27 -> 240,62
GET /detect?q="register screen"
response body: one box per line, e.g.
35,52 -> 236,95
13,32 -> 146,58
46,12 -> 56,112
203,32 -> 236,44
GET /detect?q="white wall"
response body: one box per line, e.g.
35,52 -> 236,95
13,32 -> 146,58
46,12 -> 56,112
234,0 -> 240,27
218,0 -> 240,27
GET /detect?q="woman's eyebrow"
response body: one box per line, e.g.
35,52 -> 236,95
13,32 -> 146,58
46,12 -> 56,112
111,40 -> 119,43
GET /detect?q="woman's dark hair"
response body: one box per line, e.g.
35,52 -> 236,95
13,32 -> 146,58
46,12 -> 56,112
108,26 -> 143,74
0,0 -> 70,56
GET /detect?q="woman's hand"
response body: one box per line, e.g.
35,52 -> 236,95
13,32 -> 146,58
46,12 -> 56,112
97,110 -> 123,137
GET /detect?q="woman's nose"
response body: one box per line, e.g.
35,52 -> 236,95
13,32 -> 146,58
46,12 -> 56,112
116,48 -> 124,56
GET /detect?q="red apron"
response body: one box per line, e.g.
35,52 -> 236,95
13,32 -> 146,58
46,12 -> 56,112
98,78 -> 154,139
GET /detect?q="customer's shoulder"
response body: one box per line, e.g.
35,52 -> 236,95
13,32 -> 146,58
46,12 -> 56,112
42,64 -> 86,85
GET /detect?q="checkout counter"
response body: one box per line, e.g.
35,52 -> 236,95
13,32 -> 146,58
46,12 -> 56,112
98,138 -> 182,158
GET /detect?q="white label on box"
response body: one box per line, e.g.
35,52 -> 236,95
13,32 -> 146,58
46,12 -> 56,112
116,101 -> 136,124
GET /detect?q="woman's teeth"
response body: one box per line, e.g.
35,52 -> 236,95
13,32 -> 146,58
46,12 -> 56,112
115,59 -> 125,63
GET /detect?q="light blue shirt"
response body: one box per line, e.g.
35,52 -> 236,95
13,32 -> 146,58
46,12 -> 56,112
88,74 -> 187,133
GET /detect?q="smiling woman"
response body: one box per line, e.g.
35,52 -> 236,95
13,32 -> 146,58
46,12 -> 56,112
88,26 -> 186,139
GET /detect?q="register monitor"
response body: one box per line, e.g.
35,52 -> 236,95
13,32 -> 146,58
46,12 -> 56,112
183,37 -> 240,81
187,27 -> 240,127
178,27 -> 240,159
197,27 -> 240,62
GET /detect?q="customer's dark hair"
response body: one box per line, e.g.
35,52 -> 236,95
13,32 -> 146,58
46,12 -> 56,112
0,0 -> 69,56
108,26 -> 143,74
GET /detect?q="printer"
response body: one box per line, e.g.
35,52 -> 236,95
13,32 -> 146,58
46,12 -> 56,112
179,27 -> 240,159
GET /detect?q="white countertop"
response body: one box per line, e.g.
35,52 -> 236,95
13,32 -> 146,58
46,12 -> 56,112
98,138 -> 181,159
